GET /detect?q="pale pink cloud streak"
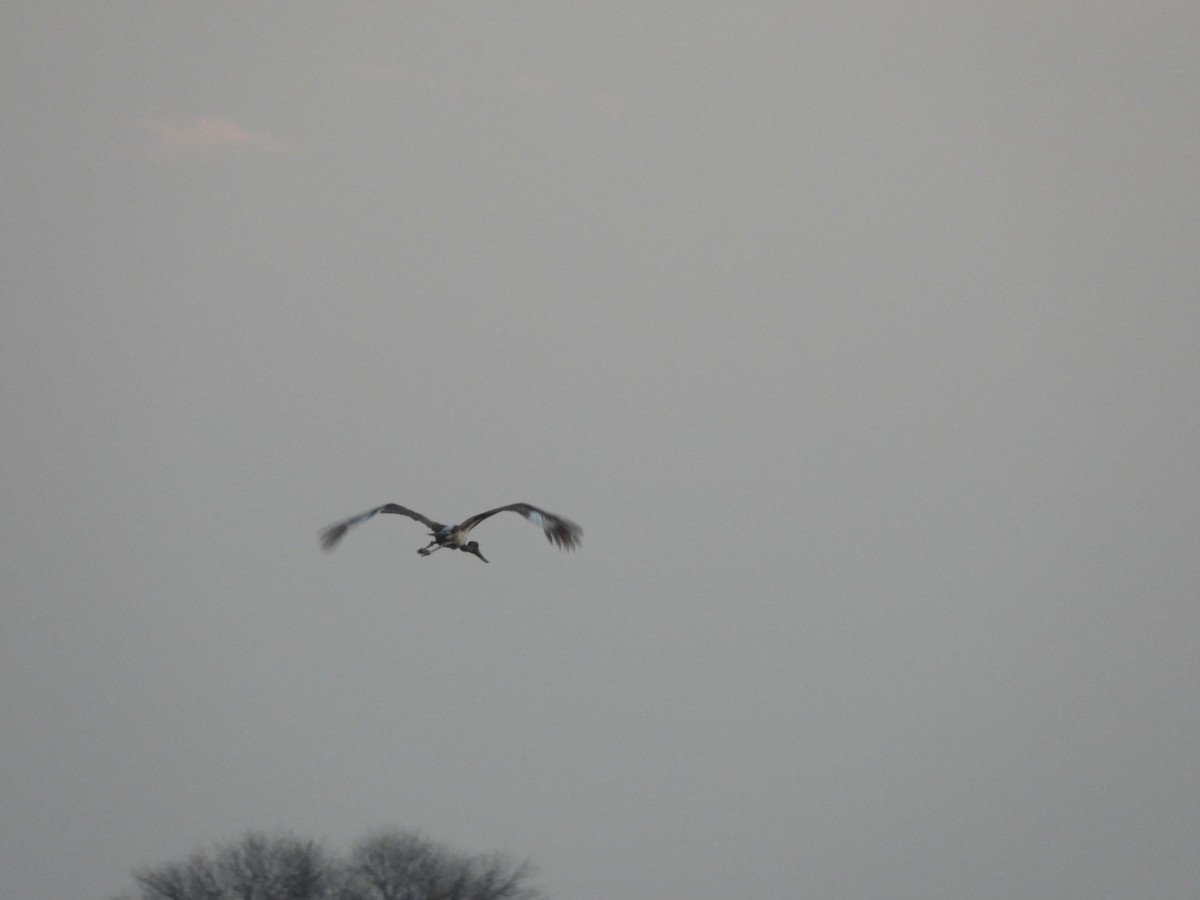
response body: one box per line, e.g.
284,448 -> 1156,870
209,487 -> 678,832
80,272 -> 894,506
143,117 -> 305,157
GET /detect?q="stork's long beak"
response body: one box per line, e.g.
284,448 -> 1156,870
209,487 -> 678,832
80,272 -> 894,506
470,547 -> 488,563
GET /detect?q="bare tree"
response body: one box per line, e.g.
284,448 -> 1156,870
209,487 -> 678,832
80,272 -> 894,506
123,832 -> 331,900
338,828 -> 543,900
114,827 -> 546,900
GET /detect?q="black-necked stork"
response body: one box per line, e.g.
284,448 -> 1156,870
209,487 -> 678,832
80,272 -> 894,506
319,502 -> 581,563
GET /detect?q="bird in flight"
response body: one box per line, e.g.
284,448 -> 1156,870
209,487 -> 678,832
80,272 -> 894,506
319,502 -> 581,563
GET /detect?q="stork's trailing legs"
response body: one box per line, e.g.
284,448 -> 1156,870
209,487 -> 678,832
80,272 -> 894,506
417,540 -> 441,556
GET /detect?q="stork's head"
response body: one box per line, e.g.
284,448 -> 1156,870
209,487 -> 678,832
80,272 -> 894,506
463,540 -> 488,563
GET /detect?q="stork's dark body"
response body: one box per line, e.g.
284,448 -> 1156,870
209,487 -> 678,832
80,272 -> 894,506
320,502 -> 581,563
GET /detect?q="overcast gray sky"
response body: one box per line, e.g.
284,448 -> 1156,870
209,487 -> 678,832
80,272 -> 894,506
3,3 -> 1198,899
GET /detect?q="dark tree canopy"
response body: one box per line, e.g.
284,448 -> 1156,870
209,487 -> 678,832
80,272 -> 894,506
112,828 -> 545,900
342,829 -> 541,900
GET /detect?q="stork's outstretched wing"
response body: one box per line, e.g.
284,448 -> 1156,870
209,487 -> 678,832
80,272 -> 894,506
319,504 -> 445,552
459,503 -> 582,550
